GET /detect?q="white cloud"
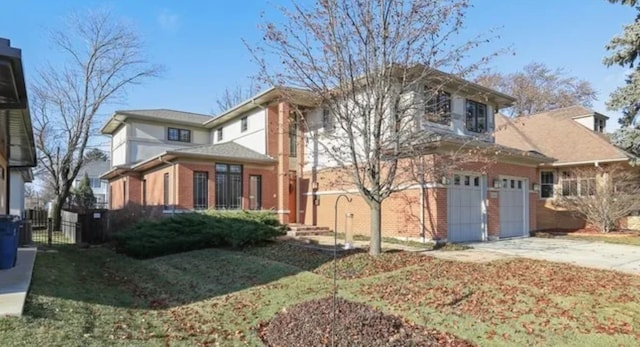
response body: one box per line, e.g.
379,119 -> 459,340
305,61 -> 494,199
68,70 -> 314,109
157,9 -> 180,32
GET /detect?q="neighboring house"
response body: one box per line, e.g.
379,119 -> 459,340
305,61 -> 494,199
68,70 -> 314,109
0,39 -> 37,217
101,71 -> 556,243
495,105 -> 636,230
73,160 -> 111,208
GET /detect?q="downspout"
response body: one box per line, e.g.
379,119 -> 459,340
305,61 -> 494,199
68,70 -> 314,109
159,155 -> 176,213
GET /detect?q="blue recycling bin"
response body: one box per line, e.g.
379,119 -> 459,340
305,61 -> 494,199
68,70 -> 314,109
0,216 -> 19,270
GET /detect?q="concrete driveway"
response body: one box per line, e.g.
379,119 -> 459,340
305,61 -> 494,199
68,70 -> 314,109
467,237 -> 640,275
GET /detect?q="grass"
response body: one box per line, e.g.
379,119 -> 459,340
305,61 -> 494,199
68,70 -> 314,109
2,242 -> 640,346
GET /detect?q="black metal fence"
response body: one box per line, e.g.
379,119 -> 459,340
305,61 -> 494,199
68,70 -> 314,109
21,208 -> 111,247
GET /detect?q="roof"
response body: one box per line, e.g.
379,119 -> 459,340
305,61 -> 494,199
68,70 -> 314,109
0,38 -> 36,167
169,142 -> 275,162
495,110 -> 630,166
78,160 -> 111,178
100,142 -> 275,180
528,105 -> 610,120
101,109 -> 214,134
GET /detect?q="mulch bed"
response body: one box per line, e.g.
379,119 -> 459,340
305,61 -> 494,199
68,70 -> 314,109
258,297 -> 474,347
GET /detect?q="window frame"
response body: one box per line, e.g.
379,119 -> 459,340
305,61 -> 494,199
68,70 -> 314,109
465,99 -> 488,133
540,171 -> 555,199
241,116 -> 248,132
424,87 -> 452,126
322,108 -> 334,132
167,127 -> 191,142
216,127 -> 223,141
249,175 -> 262,210
215,163 -> 243,209
193,171 -> 209,210
163,173 -> 170,209
89,177 -> 102,189
559,171 -> 596,197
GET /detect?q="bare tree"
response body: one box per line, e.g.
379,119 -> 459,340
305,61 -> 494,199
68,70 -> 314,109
251,0 -> 498,255
214,83 -> 261,114
476,62 -> 597,116
32,9 -> 162,229
554,165 -> 640,233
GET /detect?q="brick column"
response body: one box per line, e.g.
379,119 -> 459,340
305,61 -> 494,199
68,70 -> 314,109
277,102 -> 291,224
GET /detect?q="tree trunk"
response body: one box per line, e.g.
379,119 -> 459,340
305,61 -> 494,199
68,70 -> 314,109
52,195 -> 64,231
369,201 -> 382,256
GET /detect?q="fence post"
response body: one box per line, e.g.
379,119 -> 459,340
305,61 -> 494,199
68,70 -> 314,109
47,218 -> 52,247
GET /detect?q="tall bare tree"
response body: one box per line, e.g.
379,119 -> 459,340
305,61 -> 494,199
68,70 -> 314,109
251,0 -> 498,255
32,9 -> 161,229
476,62 -> 597,116
214,83 -> 261,114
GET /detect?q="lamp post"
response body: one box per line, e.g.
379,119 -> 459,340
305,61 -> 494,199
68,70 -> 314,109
332,194 -> 351,347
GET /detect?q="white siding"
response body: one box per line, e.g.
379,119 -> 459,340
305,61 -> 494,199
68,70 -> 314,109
9,170 -> 24,217
212,108 -> 266,154
574,116 -> 594,130
112,125 -> 128,166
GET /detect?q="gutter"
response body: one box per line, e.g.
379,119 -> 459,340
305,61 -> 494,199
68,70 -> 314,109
159,154 -> 177,213
539,158 -> 629,167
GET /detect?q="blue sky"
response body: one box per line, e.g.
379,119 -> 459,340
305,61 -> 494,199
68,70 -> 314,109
0,0 -> 635,140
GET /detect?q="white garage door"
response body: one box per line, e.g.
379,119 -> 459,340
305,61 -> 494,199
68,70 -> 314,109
448,173 -> 484,243
499,177 -> 528,238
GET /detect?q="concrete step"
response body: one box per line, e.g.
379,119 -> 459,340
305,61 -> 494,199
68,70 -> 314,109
287,224 -> 333,237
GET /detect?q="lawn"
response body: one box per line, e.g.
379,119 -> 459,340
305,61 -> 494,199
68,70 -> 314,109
535,231 -> 640,247
1,242 -> 640,346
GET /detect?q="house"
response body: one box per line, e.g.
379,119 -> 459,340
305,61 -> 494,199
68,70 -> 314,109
101,71 -> 557,243
495,105 -> 637,230
0,38 -> 37,218
73,160 -> 111,208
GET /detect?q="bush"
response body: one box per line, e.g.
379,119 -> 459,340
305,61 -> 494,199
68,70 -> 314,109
113,211 -> 285,258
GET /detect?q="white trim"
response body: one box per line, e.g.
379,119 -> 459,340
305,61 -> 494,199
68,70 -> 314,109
303,183 -> 448,196
540,158 -> 628,167
276,210 -> 290,214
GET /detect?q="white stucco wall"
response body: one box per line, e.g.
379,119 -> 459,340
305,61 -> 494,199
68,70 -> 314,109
112,125 -> 128,166
574,116 -> 594,131
212,108 -> 266,154
9,170 -> 24,217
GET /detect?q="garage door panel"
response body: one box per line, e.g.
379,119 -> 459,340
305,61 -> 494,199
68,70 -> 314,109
448,174 -> 483,243
499,178 -> 528,239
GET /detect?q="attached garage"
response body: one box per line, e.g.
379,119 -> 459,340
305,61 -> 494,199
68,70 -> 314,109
499,177 -> 529,238
447,173 -> 485,242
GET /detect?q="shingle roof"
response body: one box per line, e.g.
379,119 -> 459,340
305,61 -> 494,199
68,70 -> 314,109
495,110 -> 629,165
169,142 -> 275,163
116,109 -> 214,125
526,105 -> 610,120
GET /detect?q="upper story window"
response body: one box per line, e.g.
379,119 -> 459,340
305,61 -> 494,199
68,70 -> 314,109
322,108 -> 334,132
289,114 -> 297,157
466,100 -> 488,133
89,178 -> 102,189
216,127 -> 223,141
594,118 -> 606,133
168,127 -> 191,142
241,116 -> 248,132
424,87 -> 451,126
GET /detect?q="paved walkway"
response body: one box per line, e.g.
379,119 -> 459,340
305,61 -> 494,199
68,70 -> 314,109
0,248 -> 37,316
466,237 -> 640,275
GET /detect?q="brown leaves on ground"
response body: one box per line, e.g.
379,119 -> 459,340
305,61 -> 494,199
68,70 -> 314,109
258,297 -> 474,347
358,258 -> 640,340
314,250 -> 434,279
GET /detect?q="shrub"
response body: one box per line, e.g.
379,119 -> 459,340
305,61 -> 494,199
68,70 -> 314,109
113,211 -> 285,258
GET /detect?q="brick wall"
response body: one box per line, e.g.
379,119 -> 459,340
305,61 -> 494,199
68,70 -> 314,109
301,157 -> 539,240
143,165 -> 174,208
175,161 -> 216,209
535,199 -> 586,230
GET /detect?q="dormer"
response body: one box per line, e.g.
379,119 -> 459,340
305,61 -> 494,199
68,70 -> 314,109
535,105 -> 608,134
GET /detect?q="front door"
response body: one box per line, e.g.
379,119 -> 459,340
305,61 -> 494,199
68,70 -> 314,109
288,173 -> 297,223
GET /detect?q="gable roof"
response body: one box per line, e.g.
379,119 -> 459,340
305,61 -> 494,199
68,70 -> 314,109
527,105 -> 610,120
101,109 -> 214,134
495,111 -> 630,166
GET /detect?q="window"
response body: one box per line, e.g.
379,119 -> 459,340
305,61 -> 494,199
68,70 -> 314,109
163,173 -> 170,209
215,164 -> 242,209
540,171 -> 554,198
249,175 -> 262,210
193,172 -> 209,209
168,127 -> 191,142
594,118 -> 606,133
289,115 -> 297,157
241,116 -> 248,132
466,100 -> 488,133
89,178 -> 102,189
216,127 -> 223,141
322,108 -> 334,132
560,171 -> 596,197
424,87 -> 452,125
142,179 -> 147,206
